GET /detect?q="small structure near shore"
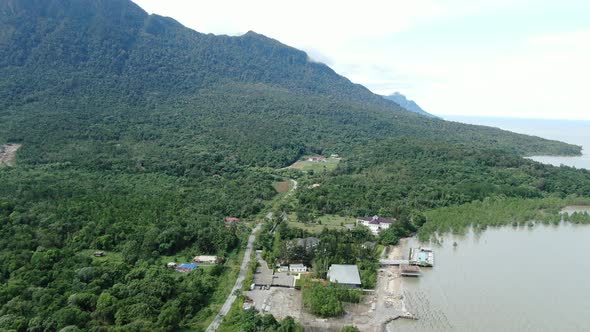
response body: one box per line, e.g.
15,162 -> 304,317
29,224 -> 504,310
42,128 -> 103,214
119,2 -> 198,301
409,247 -> 434,267
400,265 -> 421,277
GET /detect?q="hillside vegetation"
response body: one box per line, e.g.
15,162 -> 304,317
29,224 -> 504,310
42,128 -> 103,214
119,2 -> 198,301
0,0 -> 589,330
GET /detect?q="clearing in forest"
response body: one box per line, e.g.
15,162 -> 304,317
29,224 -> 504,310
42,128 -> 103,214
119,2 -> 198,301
274,181 -> 291,193
287,214 -> 355,233
288,156 -> 340,173
0,144 -> 22,166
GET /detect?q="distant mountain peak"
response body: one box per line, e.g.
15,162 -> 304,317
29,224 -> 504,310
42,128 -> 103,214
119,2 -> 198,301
383,92 -> 437,118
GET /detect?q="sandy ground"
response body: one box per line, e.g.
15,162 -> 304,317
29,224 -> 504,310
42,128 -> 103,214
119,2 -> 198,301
0,144 -> 21,166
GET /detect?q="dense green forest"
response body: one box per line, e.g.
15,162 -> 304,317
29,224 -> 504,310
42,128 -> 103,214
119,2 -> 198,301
1,0 -> 590,331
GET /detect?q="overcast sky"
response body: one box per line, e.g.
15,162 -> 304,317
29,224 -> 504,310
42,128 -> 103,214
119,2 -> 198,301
133,0 -> 590,120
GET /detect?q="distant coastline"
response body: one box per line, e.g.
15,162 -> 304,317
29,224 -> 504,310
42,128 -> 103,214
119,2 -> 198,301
440,115 -> 590,170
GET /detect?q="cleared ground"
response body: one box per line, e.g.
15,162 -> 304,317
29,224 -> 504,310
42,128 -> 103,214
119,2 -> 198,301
0,144 -> 22,166
274,181 -> 290,193
286,214 -> 355,233
288,156 -> 340,173
246,287 -> 303,321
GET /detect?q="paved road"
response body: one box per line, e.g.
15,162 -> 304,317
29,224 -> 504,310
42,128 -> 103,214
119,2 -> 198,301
206,223 -> 261,332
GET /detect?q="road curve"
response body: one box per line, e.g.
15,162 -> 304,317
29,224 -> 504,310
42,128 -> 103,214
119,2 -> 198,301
206,223 -> 261,332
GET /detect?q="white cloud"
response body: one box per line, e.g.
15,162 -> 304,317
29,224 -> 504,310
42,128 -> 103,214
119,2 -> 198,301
529,30 -> 590,48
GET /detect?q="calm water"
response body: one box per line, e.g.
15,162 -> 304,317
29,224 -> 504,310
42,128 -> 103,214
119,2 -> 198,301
443,116 -> 590,170
391,224 -> 590,332
389,117 -> 590,331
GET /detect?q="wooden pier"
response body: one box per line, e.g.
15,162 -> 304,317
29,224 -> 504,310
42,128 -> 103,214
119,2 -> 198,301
379,259 -> 411,266
400,265 -> 421,277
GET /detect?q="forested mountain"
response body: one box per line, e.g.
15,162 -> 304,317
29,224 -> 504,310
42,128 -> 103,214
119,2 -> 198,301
384,92 -> 435,118
1,0 -> 589,331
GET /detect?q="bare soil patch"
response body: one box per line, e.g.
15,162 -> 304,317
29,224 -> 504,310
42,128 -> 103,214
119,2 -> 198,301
0,144 -> 22,166
274,181 -> 290,193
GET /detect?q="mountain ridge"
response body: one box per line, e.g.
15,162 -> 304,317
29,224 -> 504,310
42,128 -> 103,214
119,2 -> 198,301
1,1 -> 590,331
384,92 -> 436,118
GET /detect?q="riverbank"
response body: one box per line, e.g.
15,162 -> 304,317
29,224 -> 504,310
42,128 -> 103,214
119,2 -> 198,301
388,215 -> 590,331
419,197 -> 590,241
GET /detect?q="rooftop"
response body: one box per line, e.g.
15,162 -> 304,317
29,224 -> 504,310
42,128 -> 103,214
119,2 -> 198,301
357,215 -> 396,224
327,264 -> 362,286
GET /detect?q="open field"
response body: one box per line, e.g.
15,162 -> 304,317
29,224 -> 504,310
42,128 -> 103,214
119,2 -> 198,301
0,144 -> 21,166
288,156 -> 340,173
287,214 -> 355,233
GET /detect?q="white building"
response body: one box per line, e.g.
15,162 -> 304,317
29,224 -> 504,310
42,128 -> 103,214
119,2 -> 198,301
357,215 -> 397,235
289,264 -> 308,273
193,255 -> 217,264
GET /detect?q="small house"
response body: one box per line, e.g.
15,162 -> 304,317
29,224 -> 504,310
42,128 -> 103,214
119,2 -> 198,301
308,156 -> 326,163
167,262 -> 178,269
93,251 -> 105,257
225,217 -> 240,223
287,237 -> 320,252
176,263 -> 198,273
289,264 -> 308,273
279,265 -> 289,272
327,264 -> 362,288
193,255 -> 218,264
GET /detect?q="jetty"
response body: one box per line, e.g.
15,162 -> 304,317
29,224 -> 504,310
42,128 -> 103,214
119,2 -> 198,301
409,247 -> 434,267
379,259 -> 410,266
400,265 -> 421,277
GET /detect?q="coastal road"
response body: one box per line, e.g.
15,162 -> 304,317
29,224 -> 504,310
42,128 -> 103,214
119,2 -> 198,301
206,175 -> 297,331
206,222 -> 261,332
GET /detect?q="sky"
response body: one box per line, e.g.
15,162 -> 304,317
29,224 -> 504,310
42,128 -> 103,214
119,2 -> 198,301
132,0 -> 590,120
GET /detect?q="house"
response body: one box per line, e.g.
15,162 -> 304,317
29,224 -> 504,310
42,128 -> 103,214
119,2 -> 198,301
287,237 -> 320,252
225,217 -> 240,223
193,255 -> 218,264
93,251 -> 105,257
289,264 -> 308,273
176,263 -> 198,272
279,265 -> 289,272
308,156 -> 326,162
310,183 -> 321,188
357,215 -> 397,235
166,262 -> 178,269
327,264 -> 362,288
330,154 -> 339,158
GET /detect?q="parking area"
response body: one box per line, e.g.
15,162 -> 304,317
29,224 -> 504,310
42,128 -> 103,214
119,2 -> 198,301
271,272 -> 294,287
253,251 -> 273,286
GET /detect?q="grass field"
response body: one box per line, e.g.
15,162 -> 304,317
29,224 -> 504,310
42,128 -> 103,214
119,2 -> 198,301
287,214 -> 355,233
288,156 -> 340,173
